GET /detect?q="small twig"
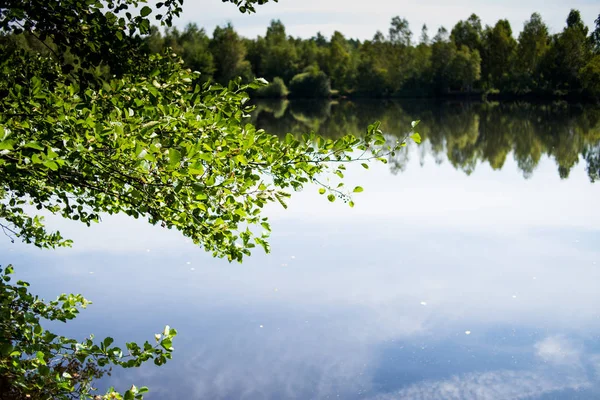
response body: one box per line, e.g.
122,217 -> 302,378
14,20 -> 61,62
0,221 -> 17,243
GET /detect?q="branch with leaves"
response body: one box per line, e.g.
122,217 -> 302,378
0,265 -> 177,400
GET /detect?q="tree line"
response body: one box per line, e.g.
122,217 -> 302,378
143,10 -> 600,100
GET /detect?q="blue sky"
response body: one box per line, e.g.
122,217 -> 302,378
173,0 -> 598,40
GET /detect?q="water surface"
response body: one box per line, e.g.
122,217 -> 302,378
3,100 -> 600,399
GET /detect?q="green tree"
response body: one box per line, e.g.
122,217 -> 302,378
449,45 -> 482,91
451,14 -> 483,51
515,13 -> 550,91
541,9 -> 591,91
419,24 -> 430,46
580,55 -> 600,95
386,17 -> 415,94
591,14 -> 600,54
326,31 -> 353,91
176,24 -> 215,82
482,19 -> 517,88
355,34 -> 391,96
389,16 -> 412,47
431,27 -> 457,93
517,13 -> 550,74
288,65 -> 332,98
210,23 -> 252,83
259,20 -> 299,82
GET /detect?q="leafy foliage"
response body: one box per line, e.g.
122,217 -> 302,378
0,51 -> 414,259
288,67 -> 332,98
253,76 -> 289,98
0,265 -> 177,400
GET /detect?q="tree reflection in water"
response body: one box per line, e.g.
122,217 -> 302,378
251,100 -> 600,182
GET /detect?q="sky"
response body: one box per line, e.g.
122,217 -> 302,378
171,0 -> 599,40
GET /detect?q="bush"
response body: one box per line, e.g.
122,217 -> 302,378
288,67 -> 331,98
253,77 -> 289,98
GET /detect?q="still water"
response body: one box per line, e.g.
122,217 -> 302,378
3,100 -> 600,399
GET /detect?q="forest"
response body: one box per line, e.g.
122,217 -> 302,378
140,9 -> 600,100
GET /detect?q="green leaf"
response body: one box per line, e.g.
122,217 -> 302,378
24,141 -> 45,150
140,6 -> 152,17
327,194 -> 335,202
36,351 -> 46,365
168,149 -> 182,167
411,120 -> 420,128
103,337 -> 114,348
161,338 -> 173,350
361,163 -> 369,169
410,132 -> 422,144
0,140 -> 16,150
353,186 -> 364,193
0,342 -> 13,356
318,188 -> 326,195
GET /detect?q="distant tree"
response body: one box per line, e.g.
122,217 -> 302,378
210,23 -> 252,83
580,55 -> 600,95
260,20 -> 299,82
451,14 -> 483,51
517,13 -> 550,76
420,24 -> 430,45
355,41 -> 390,96
449,45 -> 482,91
482,19 -> 517,88
431,27 -> 457,93
177,24 -> 215,82
313,32 -> 328,47
389,16 -> 412,47
386,17 -> 414,93
326,31 -> 353,91
591,14 -> 600,54
288,65 -> 332,98
541,9 -> 591,91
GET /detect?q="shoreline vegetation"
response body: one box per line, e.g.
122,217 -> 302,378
142,9 -> 600,101
5,9 -> 599,102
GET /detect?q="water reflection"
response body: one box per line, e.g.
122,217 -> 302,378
251,100 -> 600,182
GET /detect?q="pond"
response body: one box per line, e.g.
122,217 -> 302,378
3,100 -> 600,399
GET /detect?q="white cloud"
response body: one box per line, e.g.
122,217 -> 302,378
535,336 -> 582,366
367,367 -> 589,400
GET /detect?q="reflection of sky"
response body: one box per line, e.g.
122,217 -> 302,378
2,150 -> 600,399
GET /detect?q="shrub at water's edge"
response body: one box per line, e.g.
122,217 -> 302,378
253,76 -> 289,98
288,66 -> 332,99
